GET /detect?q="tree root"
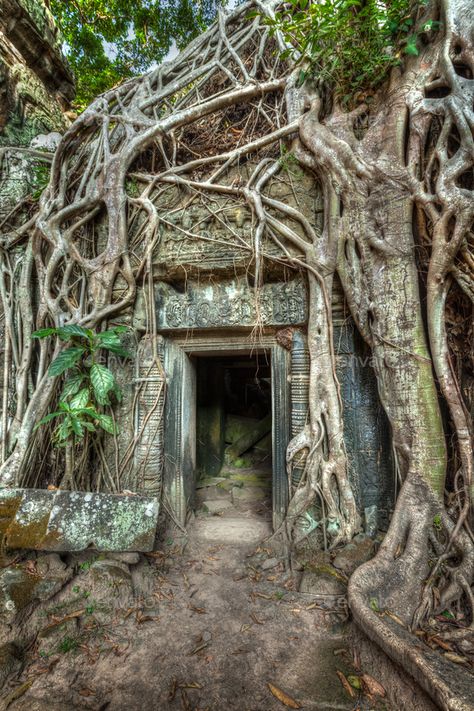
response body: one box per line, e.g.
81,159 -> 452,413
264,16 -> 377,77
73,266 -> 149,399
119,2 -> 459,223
349,476 -> 474,711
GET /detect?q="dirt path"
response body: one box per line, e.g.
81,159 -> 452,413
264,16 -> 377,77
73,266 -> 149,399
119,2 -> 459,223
2,492 -> 371,711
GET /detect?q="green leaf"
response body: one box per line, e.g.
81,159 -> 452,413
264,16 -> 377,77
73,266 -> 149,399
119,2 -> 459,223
404,35 -> 419,56
441,610 -> 455,620
90,364 -> 115,405
57,325 -> 92,341
369,597 -> 380,612
57,419 -> 72,442
404,43 -> 419,56
69,388 -> 90,410
75,406 -> 98,416
96,330 -> 130,356
49,347 -> 86,376
112,382 -> 123,403
34,411 -> 63,429
32,328 -> 57,339
95,413 -> 117,434
61,373 -> 85,399
69,414 -> 84,437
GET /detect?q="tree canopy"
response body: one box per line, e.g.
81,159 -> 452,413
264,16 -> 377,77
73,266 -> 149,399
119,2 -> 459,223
50,0 -> 227,107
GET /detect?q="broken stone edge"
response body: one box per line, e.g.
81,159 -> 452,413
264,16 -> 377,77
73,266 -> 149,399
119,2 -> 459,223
0,488 -> 159,552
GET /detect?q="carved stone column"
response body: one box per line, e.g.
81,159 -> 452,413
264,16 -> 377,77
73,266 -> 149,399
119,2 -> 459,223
133,335 -> 166,497
290,330 -> 310,487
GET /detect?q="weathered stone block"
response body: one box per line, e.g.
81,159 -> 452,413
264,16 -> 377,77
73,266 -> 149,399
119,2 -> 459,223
0,488 -> 159,552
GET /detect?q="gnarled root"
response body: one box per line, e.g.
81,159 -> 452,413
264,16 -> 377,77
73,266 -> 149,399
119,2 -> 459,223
349,475 -> 474,711
277,423 -> 360,549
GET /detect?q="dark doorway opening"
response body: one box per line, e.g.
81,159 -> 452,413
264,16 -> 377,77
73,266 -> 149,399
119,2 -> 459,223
195,353 -> 272,496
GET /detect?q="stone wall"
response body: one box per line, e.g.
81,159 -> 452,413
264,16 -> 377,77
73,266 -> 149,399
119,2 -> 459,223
0,0 -> 74,219
0,0 -> 74,146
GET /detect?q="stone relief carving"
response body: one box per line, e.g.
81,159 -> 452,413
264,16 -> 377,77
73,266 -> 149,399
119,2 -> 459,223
155,278 -> 308,331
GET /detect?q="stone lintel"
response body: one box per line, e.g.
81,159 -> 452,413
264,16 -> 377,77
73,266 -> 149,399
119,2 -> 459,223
155,277 -> 307,332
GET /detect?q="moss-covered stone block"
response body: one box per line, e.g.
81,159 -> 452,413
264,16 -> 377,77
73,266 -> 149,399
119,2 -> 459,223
0,489 -> 159,552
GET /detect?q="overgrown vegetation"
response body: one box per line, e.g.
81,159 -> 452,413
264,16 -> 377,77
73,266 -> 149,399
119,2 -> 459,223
1,0 -> 473,701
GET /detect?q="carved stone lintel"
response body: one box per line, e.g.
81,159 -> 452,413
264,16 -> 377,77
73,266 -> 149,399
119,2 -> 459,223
156,278 -> 307,331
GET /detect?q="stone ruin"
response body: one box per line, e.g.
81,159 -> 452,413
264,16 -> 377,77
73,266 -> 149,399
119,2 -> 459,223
0,0 -> 395,552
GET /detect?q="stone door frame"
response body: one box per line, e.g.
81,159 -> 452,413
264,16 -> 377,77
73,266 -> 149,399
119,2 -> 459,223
163,333 -> 290,530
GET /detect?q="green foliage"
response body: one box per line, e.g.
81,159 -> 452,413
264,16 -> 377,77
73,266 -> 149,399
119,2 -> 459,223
50,0 -> 227,108
31,161 -> 51,200
57,635 -> 78,654
266,0 -> 439,106
32,325 -> 130,446
369,596 -> 380,612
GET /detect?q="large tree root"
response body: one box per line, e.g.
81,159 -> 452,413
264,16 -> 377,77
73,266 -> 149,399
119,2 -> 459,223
349,476 -> 474,711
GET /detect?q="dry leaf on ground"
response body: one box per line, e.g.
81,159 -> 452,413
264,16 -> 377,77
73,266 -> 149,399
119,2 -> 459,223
336,670 -> 355,698
267,682 -> 302,708
361,673 -> 386,697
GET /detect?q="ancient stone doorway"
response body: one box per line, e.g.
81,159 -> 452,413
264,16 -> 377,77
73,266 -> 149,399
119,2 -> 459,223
195,353 -> 273,511
163,335 -> 290,530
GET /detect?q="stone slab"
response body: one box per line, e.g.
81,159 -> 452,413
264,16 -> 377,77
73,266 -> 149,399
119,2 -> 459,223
191,517 -> 271,544
0,488 -> 159,552
202,500 -> 233,514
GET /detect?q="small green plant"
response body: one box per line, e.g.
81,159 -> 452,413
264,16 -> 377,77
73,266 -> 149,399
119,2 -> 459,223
32,324 -> 130,486
433,514 -> 442,531
33,325 -> 129,441
278,147 -> 301,175
369,597 -> 380,612
31,161 -> 51,199
125,177 -> 140,197
58,636 -> 78,654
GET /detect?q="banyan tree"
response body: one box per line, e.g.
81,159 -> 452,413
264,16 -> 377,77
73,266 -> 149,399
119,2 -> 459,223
0,1 -> 473,707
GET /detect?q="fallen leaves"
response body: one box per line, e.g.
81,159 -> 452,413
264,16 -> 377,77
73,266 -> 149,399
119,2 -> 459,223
360,673 -> 386,698
188,603 -> 207,614
168,678 -> 203,702
189,641 -> 210,655
78,687 -> 96,697
336,670 -> 386,701
267,682 -> 302,709
135,609 -> 160,624
336,670 -> 355,698
444,652 -> 469,665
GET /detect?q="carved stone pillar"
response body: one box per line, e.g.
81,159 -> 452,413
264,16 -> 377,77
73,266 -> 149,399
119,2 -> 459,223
290,330 -> 310,487
133,335 -> 166,496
